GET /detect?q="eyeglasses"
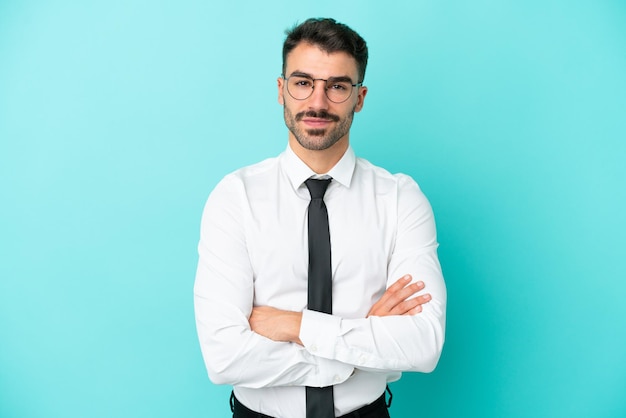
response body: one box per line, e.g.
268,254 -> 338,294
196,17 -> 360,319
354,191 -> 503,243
284,74 -> 363,103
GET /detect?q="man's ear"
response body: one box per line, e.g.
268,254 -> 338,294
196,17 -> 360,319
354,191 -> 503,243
277,77 -> 285,105
354,86 -> 368,113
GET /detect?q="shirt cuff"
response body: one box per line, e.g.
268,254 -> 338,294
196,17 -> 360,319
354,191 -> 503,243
300,309 -> 342,359
300,309 -> 352,386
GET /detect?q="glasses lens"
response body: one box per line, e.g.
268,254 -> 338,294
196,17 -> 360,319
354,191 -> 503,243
287,76 -> 314,100
325,80 -> 353,103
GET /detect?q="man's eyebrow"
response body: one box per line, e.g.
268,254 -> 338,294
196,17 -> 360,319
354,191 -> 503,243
287,71 -> 355,83
327,75 -> 354,83
288,71 -> 313,78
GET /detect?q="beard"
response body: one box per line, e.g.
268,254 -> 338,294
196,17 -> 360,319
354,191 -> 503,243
283,106 -> 355,151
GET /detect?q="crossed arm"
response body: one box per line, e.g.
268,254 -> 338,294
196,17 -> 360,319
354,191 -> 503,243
195,174 -> 446,387
249,274 -> 432,345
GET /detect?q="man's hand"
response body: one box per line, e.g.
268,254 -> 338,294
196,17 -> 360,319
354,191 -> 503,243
249,306 -> 303,345
367,275 -> 431,317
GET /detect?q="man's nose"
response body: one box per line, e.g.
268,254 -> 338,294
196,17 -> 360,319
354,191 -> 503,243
308,80 -> 330,109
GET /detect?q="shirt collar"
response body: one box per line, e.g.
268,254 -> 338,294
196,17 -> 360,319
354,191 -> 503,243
282,144 -> 356,191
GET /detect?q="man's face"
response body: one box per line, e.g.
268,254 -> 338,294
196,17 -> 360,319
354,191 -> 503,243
278,43 -> 367,152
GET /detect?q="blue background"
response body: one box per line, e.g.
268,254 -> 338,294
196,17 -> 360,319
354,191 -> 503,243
1,1 -> 625,417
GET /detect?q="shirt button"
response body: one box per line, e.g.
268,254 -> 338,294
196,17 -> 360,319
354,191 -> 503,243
359,355 -> 367,364
333,375 -> 341,383
310,345 -> 318,352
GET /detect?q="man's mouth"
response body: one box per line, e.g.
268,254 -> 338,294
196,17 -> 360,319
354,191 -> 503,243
302,118 -> 332,128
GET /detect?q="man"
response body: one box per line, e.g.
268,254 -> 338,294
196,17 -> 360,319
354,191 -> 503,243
194,18 -> 446,418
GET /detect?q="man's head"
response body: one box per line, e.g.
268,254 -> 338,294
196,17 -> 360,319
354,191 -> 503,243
278,18 -> 369,157
282,18 -> 368,83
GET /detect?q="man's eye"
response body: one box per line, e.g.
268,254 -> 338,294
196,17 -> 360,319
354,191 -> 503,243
329,83 -> 349,91
294,79 -> 312,87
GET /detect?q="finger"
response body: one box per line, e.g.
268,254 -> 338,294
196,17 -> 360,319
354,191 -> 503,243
399,282 -> 425,301
389,296 -> 423,315
377,278 -> 422,309
391,274 -> 413,289
379,281 -> 425,312
386,290 -> 431,316
391,293 -> 432,316
390,298 -> 421,315
410,293 -> 431,307
408,305 -> 423,315
377,275 -> 412,305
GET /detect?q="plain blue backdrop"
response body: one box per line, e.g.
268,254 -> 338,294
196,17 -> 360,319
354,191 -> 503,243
1,1 -> 625,417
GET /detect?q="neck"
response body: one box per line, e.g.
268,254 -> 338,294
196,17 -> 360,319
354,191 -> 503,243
288,136 -> 349,174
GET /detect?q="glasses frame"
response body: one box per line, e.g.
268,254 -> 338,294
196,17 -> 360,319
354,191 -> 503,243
283,74 -> 364,104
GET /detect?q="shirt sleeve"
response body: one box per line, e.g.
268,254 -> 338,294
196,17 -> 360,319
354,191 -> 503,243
299,175 -> 447,373
194,175 -> 353,388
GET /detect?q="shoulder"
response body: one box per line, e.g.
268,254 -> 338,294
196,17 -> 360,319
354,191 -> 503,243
205,155 -> 281,209
354,156 -> 423,194
213,155 -> 280,191
225,155 -> 280,183
356,158 -> 436,233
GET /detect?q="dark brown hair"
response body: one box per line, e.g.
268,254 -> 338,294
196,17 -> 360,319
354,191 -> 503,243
282,18 -> 368,82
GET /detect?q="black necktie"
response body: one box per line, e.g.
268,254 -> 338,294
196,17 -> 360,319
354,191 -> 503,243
304,178 -> 335,418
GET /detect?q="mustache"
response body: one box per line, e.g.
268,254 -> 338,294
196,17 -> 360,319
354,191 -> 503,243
294,110 -> 340,122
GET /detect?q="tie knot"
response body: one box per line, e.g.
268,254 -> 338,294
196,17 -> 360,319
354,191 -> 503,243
305,178 -> 331,200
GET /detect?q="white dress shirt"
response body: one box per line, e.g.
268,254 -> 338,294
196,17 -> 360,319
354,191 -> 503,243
194,144 -> 446,417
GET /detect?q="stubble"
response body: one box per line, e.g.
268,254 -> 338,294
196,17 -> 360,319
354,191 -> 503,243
283,107 -> 355,151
